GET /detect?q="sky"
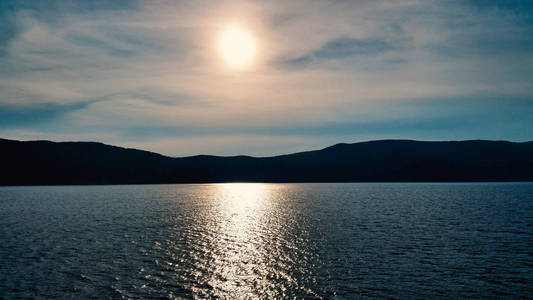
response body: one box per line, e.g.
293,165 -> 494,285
1,0 -> 532,156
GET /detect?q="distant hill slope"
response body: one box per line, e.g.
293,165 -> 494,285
1,138 -> 532,185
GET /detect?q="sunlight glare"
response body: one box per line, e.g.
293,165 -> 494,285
218,25 -> 256,69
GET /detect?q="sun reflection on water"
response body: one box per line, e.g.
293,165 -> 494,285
176,183 -> 320,299
207,183 -> 272,298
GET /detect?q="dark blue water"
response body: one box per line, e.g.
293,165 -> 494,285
1,183 -> 532,299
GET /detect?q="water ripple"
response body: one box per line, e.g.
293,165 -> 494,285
1,183 -> 533,298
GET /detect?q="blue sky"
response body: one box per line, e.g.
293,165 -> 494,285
1,0 -> 532,156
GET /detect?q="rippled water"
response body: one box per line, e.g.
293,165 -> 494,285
1,183 -> 532,299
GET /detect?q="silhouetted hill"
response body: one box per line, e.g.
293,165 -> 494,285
1,138 -> 532,185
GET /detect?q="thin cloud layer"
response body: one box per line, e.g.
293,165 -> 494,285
1,0 -> 532,156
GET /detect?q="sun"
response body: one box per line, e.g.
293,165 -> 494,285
218,25 -> 255,69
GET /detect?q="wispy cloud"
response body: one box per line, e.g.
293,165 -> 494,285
280,37 -> 397,68
0,101 -> 91,127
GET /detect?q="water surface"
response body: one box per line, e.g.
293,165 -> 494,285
1,183 -> 532,298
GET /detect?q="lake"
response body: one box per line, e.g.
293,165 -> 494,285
1,183 -> 532,299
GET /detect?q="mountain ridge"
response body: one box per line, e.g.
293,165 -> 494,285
1,138 -> 532,185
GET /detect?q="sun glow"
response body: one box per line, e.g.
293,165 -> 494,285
218,25 -> 255,69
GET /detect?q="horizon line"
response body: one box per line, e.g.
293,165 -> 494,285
2,137 -> 532,159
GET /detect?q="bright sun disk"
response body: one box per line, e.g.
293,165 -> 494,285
218,26 -> 255,69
